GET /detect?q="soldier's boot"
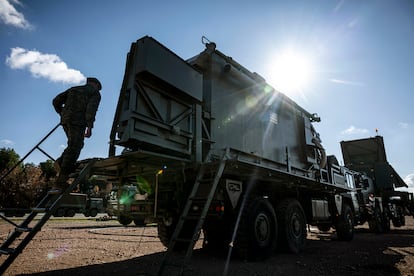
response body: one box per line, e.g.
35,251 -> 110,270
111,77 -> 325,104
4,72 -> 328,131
50,167 -> 71,193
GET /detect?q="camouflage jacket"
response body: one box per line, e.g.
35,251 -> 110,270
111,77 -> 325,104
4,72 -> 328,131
53,84 -> 101,128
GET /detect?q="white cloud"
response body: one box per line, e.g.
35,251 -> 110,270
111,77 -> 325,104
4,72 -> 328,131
396,174 -> 414,194
330,78 -> 364,87
0,0 -> 32,29
0,139 -> 15,146
341,125 -> 369,135
398,122 -> 409,129
6,47 -> 85,85
404,174 -> 414,187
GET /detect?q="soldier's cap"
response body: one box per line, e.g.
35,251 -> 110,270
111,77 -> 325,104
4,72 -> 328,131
87,77 -> 102,90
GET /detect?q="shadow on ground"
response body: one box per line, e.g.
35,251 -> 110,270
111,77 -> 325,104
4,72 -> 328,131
19,228 -> 414,276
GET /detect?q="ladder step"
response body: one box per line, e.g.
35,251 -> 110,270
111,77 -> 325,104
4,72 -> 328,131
0,247 -> 14,255
31,207 -> 48,213
15,227 -> 32,232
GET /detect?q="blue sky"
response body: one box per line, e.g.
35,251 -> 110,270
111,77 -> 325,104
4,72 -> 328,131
1,0 -> 413,192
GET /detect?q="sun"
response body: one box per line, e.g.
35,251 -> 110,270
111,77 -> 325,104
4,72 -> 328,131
265,49 -> 312,97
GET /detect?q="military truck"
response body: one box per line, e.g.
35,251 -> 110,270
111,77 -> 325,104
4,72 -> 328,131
340,135 -> 414,233
85,36 -> 360,260
1,193 -> 104,218
47,193 -> 104,217
105,184 -> 150,226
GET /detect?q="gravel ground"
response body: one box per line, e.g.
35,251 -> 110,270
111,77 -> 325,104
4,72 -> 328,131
1,216 -> 414,276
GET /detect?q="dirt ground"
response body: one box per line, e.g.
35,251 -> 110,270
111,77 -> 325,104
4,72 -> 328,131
1,216 -> 414,276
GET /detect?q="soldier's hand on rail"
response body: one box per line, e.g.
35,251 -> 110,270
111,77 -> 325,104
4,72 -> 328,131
84,127 -> 92,138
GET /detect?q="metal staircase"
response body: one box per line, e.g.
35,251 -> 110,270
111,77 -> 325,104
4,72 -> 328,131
0,123 -> 60,183
157,148 -> 229,275
0,159 -> 97,274
0,124 -> 99,274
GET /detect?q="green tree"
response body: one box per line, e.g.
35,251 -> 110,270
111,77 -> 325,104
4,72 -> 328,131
0,148 -> 51,210
39,160 -> 57,181
0,147 -> 20,172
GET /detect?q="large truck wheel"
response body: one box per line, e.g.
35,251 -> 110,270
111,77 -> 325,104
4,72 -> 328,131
66,208 -> 76,217
157,215 -> 196,251
392,206 -> 405,227
89,208 -> 98,217
157,217 -> 175,248
382,209 -> 391,232
202,223 -> 230,252
368,206 -> 384,233
236,197 -> 278,260
119,214 -> 132,226
276,198 -> 306,253
336,203 -> 354,241
54,207 -> 65,217
133,217 -> 145,226
317,225 -> 331,232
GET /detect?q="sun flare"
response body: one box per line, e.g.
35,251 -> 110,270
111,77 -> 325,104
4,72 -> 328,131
265,49 -> 312,96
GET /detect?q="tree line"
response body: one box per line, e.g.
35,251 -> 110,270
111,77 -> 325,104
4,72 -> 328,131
0,147 -> 57,210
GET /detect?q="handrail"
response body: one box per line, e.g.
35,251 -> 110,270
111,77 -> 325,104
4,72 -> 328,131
0,123 -> 60,182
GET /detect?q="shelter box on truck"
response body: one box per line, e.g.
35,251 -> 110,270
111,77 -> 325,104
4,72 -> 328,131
113,36 -> 326,172
186,43 -> 325,171
340,135 -> 407,191
113,37 -> 203,160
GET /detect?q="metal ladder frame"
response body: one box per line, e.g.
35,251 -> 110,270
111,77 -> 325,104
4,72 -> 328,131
157,148 -> 229,275
0,159 -> 97,274
0,123 -> 60,183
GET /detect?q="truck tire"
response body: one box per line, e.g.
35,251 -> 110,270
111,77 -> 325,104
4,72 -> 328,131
119,214 -> 132,226
392,206 -> 405,227
89,208 -> 98,218
276,198 -> 306,253
157,216 -> 196,251
368,206 -> 384,233
317,225 -> 331,232
336,203 -> 354,241
133,217 -> 145,226
382,209 -> 391,233
157,218 -> 175,248
202,223 -> 230,252
54,208 -> 65,217
236,197 -> 278,260
66,208 -> 76,217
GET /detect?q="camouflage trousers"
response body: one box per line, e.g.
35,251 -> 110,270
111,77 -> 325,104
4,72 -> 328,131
56,124 -> 85,180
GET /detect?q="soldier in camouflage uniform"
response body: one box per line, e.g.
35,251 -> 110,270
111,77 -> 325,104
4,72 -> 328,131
52,77 -> 102,190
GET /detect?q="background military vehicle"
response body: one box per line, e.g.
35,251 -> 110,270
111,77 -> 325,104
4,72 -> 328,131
341,135 -> 414,233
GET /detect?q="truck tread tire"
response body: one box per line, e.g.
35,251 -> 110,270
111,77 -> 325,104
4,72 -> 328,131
382,209 -> 391,233
202,222 -> 231,252
119,214 -> 132,226
157,216 -> 196,251
317,225 -> 331,232
392,206 -> 405,227
66,208 -> 76,217
134,218 -> 145,226
236,197 -> 278,260
54,208 -> 65,217
89,208 -> 98,217
336,203 -> 354,241
368,205 -> 384,233
276,198 -> 307,253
